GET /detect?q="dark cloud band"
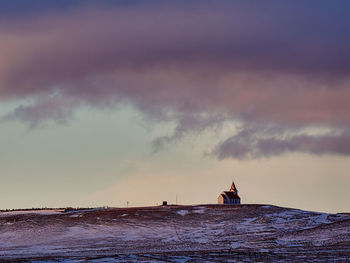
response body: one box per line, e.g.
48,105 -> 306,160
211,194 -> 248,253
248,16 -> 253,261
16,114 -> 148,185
0,1 -> 350,159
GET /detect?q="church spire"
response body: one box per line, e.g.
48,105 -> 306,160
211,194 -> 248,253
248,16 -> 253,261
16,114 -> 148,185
230,181 -> 238,194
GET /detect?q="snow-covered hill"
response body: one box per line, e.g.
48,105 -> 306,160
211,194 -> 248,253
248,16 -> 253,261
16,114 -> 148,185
0,205 -> 350,262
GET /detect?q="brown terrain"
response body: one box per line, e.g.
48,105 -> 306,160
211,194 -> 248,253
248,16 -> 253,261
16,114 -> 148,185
0,204 -> 350,262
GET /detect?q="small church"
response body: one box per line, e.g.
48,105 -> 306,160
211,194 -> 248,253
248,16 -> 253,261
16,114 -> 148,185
218,181 -> 241,204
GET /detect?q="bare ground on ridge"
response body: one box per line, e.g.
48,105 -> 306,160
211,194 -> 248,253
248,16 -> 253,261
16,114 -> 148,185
1,204 -> 350,262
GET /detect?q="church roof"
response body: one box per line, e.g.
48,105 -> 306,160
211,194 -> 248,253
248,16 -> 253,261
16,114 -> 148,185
223,191 -> 240,199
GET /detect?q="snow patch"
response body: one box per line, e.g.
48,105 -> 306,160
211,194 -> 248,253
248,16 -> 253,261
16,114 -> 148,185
0,210 -> 62,217
177,210 -> 189,216
231,241 -> 243,249
69,214 -> 81,218
193,207 -> 206,214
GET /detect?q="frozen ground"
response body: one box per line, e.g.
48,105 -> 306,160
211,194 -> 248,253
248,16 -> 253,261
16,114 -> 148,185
0,204 -> 350,262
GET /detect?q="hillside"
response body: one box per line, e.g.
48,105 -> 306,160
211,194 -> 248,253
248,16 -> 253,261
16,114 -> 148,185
0,204 -> 350,262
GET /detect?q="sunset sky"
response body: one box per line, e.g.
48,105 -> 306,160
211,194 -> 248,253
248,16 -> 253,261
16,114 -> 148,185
1,0 -> 350,213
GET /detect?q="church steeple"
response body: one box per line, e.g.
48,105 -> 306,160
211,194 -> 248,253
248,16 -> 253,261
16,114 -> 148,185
230,181 -> 238,195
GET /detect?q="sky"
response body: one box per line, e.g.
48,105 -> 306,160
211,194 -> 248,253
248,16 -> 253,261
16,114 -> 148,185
1,0 -> 350,213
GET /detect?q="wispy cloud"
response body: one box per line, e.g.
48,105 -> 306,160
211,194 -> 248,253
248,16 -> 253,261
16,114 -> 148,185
211,126 -> 350,160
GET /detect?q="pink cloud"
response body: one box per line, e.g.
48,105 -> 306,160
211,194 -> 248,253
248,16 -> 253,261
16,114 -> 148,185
1,2 -> 350,158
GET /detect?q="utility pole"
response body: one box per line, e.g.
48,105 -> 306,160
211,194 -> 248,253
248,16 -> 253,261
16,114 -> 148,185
126,201 -> 129,208
176,194 -> 178,205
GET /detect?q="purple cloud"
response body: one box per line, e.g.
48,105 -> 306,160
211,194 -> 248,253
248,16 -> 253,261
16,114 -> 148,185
0,1 -> 350,158
1,94 -> 77,129
212,127 -> 350,160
